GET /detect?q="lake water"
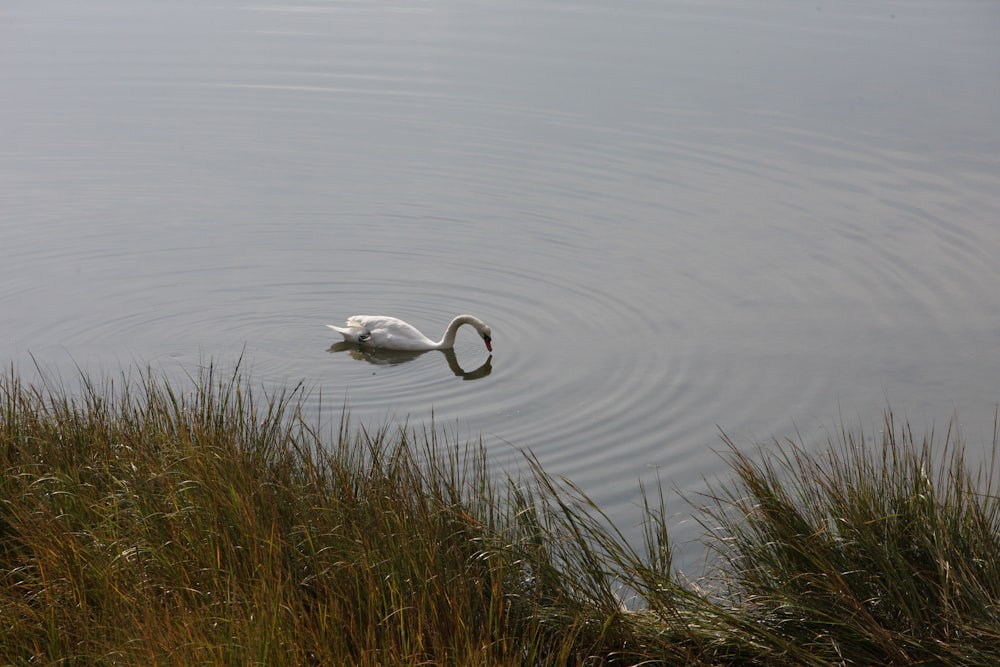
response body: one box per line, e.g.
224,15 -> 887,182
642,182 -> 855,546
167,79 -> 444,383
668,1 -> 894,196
3,0 -> 999,573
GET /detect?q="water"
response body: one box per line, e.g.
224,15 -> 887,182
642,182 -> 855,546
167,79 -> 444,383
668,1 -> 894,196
3,0 -> 1000,572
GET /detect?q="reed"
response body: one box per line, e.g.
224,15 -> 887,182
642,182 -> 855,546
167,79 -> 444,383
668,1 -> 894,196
1,364 -> 998,665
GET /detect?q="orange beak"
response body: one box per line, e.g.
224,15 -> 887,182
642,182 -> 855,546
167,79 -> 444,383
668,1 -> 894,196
484,336 -> 492,352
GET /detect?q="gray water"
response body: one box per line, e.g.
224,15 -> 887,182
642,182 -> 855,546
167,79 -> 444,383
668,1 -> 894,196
3,0 -> 1000,572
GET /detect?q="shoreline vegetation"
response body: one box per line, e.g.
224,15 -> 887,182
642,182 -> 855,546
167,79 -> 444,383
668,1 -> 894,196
2,365 -> 999,665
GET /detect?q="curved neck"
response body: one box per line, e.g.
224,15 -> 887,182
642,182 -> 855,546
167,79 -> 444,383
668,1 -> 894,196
436,315 -> 483,348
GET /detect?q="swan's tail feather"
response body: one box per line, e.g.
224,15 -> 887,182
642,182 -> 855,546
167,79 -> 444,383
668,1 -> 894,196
327,324 -> 367,342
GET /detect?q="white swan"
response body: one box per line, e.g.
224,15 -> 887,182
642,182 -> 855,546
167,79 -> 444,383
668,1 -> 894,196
327,314 -> 492,352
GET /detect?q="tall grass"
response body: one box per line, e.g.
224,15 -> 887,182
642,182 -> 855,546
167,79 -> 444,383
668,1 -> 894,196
1,365 -> 999,665
700,413 -> 1000,665
0,364 -> 694,665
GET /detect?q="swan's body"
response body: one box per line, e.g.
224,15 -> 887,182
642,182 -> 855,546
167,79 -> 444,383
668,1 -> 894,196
327,314 -> 492,352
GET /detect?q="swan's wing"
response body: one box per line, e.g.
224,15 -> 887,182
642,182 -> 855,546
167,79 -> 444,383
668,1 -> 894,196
330,315 -> 435,349
347,315 -> 436,349
328,316 -> 409,345
345,316 -> 374,329
348,315 -> 406,330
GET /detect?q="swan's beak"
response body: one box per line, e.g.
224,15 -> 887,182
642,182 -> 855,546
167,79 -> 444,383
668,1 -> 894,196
483,336 -> 492,352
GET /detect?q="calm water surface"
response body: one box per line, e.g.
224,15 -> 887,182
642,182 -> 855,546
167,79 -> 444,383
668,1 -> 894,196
3,0 -> 1000,571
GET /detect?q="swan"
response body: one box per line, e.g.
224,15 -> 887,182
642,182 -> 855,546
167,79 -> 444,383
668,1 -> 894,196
327,314 -> 492,352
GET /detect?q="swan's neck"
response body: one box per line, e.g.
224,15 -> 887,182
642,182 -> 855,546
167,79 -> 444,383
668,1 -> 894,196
436,315 -> 484,349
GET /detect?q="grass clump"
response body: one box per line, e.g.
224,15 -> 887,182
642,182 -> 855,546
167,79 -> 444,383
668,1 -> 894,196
701,414 -> 1000,665
0,365 -> 696,665
1,364 -> 999,665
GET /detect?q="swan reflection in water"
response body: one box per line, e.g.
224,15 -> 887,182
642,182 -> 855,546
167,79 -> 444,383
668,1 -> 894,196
327,342 -> 492,381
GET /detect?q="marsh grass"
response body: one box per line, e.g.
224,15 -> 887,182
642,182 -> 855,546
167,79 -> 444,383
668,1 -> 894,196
1,365 -> 999,665
700,413 -> 1000,665
0,364 -> 696,665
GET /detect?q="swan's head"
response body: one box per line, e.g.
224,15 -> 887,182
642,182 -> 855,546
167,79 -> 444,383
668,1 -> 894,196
479,324 -> 493,351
